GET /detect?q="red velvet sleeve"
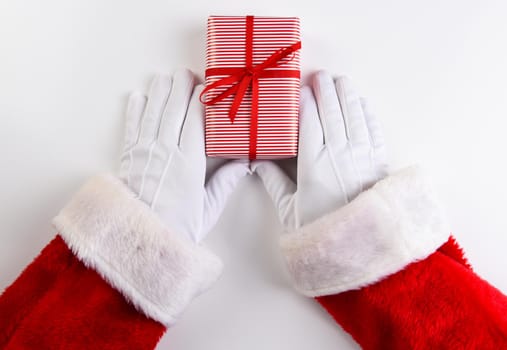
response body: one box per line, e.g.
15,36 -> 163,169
0,235 -> 166,350
315,238 -> 507,349
0,175 -> 222,349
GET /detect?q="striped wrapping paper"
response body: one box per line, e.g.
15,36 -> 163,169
205,15 -> 301,159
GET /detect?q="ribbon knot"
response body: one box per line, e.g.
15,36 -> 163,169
245,66 -> 255,76
201,15 -> 301,159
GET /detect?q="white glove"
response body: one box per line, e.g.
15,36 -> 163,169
252,71 -> 388,229
119,69 -> 250,243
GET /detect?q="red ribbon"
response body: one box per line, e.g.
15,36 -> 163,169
201,15 -> 301,159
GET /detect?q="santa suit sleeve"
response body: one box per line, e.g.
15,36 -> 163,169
280,166 -> 507,349
0,175 -> 223,350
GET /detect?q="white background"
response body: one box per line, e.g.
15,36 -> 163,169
1,1 -> 507,349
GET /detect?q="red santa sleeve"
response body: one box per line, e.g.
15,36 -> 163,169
0,175 -> 223,350
279,167 -> 507,349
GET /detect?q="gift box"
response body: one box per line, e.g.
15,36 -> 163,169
202,15 -> 301,159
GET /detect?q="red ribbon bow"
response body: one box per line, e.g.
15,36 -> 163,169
201,15 -> 301,159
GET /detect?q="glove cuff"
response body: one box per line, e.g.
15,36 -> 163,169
53,174 -> 222,327
280,166 -> 450,297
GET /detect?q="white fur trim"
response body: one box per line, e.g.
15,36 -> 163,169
53,175 -> 222,326
280,166 -> 450,297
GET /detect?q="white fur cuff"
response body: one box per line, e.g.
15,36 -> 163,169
280,166 -> 450,298
53,175 -> 223,326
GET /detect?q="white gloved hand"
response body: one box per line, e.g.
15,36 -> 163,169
252,71 -> 388,229
120,69 -> 250,243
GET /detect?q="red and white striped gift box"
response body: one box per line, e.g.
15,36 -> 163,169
204,15 -> 301,159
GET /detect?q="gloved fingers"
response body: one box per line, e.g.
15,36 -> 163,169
200,160 -> 252,241
138,74 -> 173,145
297,85 -> 327,192
179,84 -> 206,161
298,85 -> 324,163
312,70 -> 348,150
313,71 -> 363,201
251,160 -> 297,228
334,76 -> 370,147
123,91 -> 147,152
158,69 -> 195,149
